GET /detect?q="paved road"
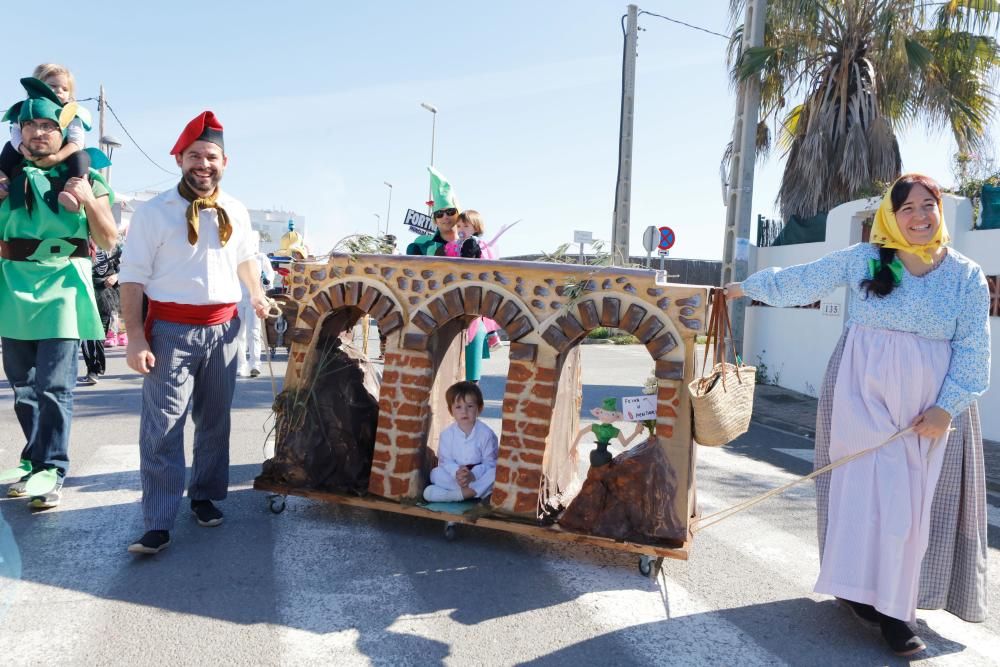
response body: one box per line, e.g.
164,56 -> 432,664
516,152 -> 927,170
1,344 -> 998,665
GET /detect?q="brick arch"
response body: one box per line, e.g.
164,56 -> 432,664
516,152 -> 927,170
493,293 -> 690,516
286,279 -> 406,346
540,294 -> 690,361
403,285 -> 538,351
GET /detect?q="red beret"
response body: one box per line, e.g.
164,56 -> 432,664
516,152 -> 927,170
170,110 -> 224,156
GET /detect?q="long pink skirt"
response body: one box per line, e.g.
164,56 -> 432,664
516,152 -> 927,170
815,324 -> 951,622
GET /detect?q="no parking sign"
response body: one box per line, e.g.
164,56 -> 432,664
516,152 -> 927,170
657,226 -> 676,251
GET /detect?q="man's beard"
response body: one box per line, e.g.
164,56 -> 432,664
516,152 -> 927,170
26,142 -> 56,160
182,168 -> 220,195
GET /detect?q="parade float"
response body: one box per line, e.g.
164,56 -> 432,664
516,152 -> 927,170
254,252 -> 709,576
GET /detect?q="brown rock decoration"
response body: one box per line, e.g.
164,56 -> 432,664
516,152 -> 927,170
557,437 -> 685,544
257,335 -> 380,494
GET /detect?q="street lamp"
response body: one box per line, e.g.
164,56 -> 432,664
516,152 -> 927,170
420,102 -> 437,214
383,181 -> 393,235
373,213 -> 381,236
100,134 -> 122,184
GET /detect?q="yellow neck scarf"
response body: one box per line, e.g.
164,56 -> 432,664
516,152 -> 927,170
868,175 -> 948,264
177,180 -> 232,247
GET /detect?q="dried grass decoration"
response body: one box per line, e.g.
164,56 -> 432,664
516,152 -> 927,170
688,288 -> 756,446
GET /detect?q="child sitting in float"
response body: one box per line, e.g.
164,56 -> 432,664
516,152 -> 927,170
423,381 -> 499,502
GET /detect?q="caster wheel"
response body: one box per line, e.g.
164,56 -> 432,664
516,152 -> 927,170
444,522 -> 458,541
268,495 -> 286,514
638,555 -> 662,578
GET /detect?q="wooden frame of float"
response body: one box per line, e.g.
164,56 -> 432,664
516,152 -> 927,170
254,479 -> 690,561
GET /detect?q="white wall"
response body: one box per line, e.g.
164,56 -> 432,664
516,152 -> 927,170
746,194 -> 1000,439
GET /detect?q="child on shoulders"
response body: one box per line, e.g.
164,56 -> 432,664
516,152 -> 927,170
423,381 -> 499,502
0,63 -> 91,211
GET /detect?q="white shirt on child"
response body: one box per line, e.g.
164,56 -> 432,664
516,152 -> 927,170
436,420 -> 499,481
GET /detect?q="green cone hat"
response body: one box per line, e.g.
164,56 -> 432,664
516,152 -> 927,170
3,78 -> 64,130
428,166 -> 460,213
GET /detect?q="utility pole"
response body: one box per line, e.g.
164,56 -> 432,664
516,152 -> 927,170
98,84 -> 107,180
721,0 -> 767,357
610,4 -> 638,267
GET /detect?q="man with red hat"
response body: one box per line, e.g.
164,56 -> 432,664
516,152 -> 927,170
119,111 -> 268,554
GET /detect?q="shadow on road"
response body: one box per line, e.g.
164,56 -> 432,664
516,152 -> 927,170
521,596 -> 968,666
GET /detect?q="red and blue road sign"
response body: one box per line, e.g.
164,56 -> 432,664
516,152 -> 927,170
657,226 -> 675,251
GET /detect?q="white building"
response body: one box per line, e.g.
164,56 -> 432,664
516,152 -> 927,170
249,209 -> 306,256
744,194 -> 1000,438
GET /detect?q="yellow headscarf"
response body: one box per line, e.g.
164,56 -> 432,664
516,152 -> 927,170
869,174 -> 949,264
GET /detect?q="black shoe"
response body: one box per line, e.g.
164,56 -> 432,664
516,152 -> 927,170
80,372 -> 99,386
837,597 -> 879,626
128,530 -> 171,554
250,368 -> 261,378
191,499 -> 224,527
878,613 -> 926,657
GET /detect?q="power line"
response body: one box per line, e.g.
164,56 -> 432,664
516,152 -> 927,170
104,100 -> 178,175
638,10 -> 730,40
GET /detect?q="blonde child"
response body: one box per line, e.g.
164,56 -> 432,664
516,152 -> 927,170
444,209 -> 495,259
423,381 -> 499,502
0,64 -> 91,211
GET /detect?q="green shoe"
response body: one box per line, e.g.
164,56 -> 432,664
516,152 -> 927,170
0,459 -> 32,483
24,469 -> 60,497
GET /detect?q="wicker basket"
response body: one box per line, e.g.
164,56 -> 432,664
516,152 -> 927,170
689,289 -> 756,446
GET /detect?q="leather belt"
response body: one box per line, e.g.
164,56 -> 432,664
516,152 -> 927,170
0,237 -> 89,262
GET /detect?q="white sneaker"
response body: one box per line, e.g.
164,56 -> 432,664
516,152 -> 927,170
237,367 -> 251,378
7,478 -> 29,498
29,483 -> 63,509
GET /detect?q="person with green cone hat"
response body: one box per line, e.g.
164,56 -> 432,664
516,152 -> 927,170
570,397 -> 646,467
0,77 -> 118,509
406,166 -> 460,256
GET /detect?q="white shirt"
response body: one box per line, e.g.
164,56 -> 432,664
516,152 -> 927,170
436,420 -> 499,479
119,187 -> 255,304
240,252 -> 277,301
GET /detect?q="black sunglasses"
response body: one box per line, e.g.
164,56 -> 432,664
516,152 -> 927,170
433,208 -> 458,219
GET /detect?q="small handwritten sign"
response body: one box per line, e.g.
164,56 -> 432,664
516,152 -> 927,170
622,395 -> 657,421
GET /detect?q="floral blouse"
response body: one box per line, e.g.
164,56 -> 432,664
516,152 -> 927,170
742,243 -> 991,416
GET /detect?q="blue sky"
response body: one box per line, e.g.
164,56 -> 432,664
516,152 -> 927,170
3,1 -> 986,260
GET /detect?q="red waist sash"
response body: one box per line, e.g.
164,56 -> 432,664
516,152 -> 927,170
144,299 -> 237,342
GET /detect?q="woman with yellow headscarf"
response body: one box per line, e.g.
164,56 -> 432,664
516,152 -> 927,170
724,174 -> 989,657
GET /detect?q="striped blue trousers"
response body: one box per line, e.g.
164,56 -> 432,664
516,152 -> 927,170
139,318 -> 239,531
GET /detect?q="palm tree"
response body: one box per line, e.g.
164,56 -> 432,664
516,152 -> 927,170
728,0 -> 1000,220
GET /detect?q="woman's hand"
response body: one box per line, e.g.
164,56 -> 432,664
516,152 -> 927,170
723,282 -> 745,299
911,406 -> 952,440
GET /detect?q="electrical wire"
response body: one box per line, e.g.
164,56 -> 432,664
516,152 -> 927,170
104,100 -> 178,175
638,10 -> 730,40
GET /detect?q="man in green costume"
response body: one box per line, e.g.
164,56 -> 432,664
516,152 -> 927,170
406,166 -> 460,256
0,78 -> 117,509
